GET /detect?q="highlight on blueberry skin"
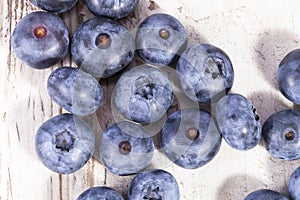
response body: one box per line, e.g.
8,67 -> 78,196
161,108 -> 222,169
71,16 -> 135,78
113,64 -> 174,124
35,113 -> 95,174
244,189 -> 289,200
29,0 -> 78,13
76,186 -> 124,200
262,109 -> 300,160
127,169 -> 180,200
12,11 -> 69,69
215,93 -> 261,151
85,0 -> 139,19
47,67 -> 104,116
288,166 -> 300,200
277,49 -> 300,105
177,43 -> 234,103
99,121 -> 154,176
136,13 -> 188,66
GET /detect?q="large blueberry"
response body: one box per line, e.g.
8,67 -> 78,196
12,11 -> 69,69
128,169 -> 180,200
76,186 -> 123,200
177,43 -> 234,103
100,121 -> 154,176
288,166 -> 300,200
215,93 -> 261,150
85,0 -> 139,19
71,17 -> 135,78
113,65 -> 173,124
262,109 -> 300,160
244,189 -> 288,200
47,67 -> 103,116
35,113 -> 95,174
136,13 -> 187,66
277,49 -> 300,104
161,108 -> 222,169
29,0 -> 78,13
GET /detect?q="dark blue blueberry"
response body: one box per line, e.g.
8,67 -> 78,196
277,49 -> 300,104
85,0 -> 139,19
29,0 -> 78,13
161,108 -> 222,169
47,67 -> 103,116
136,13 -> 187,66
76,186 -> 123,200
177,43 -> 234,103
244,189 -> 288,200
288,166 -> 300,200
35,113 -> 95,174
215,93 -> 261,150
100,121 -> 154,176
128,169 -> 180,200
113,65 -> 173,124
71,17 -> 135,78
262,109 -> 300,160
12,11 -> 69,69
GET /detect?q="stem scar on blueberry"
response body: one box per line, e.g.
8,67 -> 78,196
159,29 -> 170,40
119,141 -> 131,155
55,129 -> 76,152
33,26 -> 47,39
285,130 -> 295,141
186,127 -> 200,141
143,186 -> 163,200
95,33 -> 111,49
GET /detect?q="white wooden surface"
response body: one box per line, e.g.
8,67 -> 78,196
1,0 -> 300,199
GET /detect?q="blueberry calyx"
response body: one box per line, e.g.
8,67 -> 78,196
135,83 -> 156,100
159,29 -> 170,40
186,127 -> 200,141
143,186 -> 163,200
95,33 -> 111,49
285,130 -> 295,141
33,26 -> 47,39
252,106 -> 260,121
204,56 -> 225,80
55,129 -> 76,152
119,141 -> 131,155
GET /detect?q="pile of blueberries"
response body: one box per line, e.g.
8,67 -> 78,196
11,0 -> 300,199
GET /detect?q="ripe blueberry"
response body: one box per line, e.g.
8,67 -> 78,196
244,189 -> 288,200
29,0 -> 78,13
76,186 -> 123,200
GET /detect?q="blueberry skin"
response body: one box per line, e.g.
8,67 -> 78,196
12,11 -> 69,69
100,121 -> 154,176
71,17 -> 135,78
113,65 -> 173,124
128,169 -> 180,200
76,186 -> 123,200
85,0 -> 139,19
215,93 -> 261,150
244,189 -> 288,200
29,0 -> 78,13
161,108 -> 222,169
277,49 -> 300,104
288,166 -> 300,200
35,113 -> 95,174
47,67 -> 103,116
177,43 -> 234,103
136,13 -> 187,66
262,109 -> 300,160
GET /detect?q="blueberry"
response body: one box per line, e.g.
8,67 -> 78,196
12,11 -> 69,69
100,121 -> 154,176
76,186 -> 123,200
71,17 -> 135,78
177,43 -> 234,103
128,169 -> 180,200
161,108 -> 222,169
215,93 -> 261,150
262,109 -> 300,160
277,49 -> 300,104
29,0 -> 78,13
47,67 -> 103,116
35,113 -> 95,174
113,65 -> 173,124
288,166 -> 300,200
244,189 -> 288,200
136,13 -> 187,66
85,0 -> 139,19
